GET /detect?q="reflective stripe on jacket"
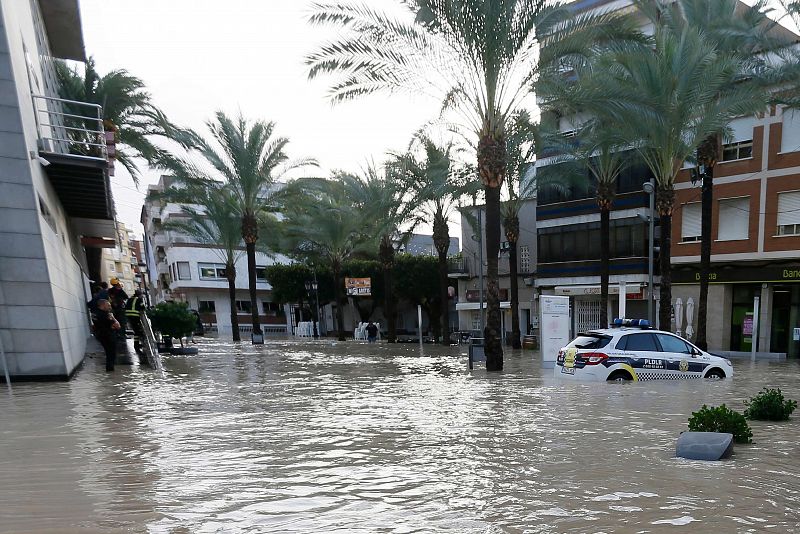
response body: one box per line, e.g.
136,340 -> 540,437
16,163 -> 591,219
125,297 -> 142,318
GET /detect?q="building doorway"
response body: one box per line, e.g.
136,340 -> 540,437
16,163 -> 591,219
574,298 -> 604,334
771,285 -> 799,357
730,284 -> 760,351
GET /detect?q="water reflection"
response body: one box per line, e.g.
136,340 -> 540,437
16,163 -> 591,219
1,340 -> 799,532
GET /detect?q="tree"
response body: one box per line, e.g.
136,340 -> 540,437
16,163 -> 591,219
591,25 -> 762,331
393,253 -> 442,338
157,184 -> 244,342
393,135 -> 474,345
158,111 -> 314,342
280,178 -> 376,341
306,0 -> 636,369
148,301 -> 197,347
338,165 -> 413,342
54,58 -> 191,184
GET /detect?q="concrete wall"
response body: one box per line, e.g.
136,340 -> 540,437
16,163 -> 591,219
670,284 -> 730,350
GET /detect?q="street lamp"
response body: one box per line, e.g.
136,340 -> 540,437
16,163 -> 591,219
642,179 -> 656,324
304,275 -> 320,339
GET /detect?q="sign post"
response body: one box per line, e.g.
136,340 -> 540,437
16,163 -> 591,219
751,295 -> 760,361
540,295 -> 570,368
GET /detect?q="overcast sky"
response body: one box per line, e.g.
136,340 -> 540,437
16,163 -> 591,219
78,0 -> 442,236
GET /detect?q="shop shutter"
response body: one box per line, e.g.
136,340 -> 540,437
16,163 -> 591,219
777,191 -> 800,227
781,109 -> 800,153
681,202 -> 701,240
728,117 -> 753,143
718,197 -> 750,241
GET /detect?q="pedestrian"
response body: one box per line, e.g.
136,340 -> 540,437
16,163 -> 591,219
108,278 -> 128,340
94,299 -> 121,371
366,321 -> 378,343
124,289 -> 146,355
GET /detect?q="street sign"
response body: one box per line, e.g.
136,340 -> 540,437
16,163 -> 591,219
345,277 -> 371,296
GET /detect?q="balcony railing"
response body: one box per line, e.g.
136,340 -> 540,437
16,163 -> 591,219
448,256 -> 469,276
32,94 -> 107,161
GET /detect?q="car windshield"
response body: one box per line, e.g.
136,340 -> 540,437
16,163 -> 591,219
567,334 -> 611,349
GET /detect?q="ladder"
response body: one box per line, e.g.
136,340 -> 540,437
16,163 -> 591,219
138,311 -> 163,374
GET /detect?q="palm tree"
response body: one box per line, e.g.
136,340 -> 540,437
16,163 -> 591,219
394,135 -> 475,345
159,184 -> 245,341
281,178 -> 376,341
306,0 -> 638,370
338,165 -> 413,343
174,112 -> 313,342
592,25 -> 763,331
54,58 -> 191,184
644,0 -> 778,349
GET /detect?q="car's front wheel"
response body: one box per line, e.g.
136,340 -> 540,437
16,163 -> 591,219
607,370 -> 633,382
705,368 -> 726,379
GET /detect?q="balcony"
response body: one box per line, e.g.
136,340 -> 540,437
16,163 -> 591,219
33,94 -> 114,235
447,256 -> 470,278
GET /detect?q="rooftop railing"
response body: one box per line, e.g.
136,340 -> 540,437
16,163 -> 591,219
32,94 -> 108,161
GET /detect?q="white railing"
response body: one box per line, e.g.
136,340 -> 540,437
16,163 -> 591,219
32,94 -> 107,160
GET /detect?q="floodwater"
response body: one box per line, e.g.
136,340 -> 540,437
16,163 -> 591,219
1,340 -> 799,533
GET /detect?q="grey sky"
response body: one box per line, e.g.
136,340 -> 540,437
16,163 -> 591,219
78,0 -> 442,235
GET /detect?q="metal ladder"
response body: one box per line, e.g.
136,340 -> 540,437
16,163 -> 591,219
139,311 -> 163,374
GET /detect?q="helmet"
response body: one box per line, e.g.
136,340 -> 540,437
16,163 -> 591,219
110,277 -> 120,285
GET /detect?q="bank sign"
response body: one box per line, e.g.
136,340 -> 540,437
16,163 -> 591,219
672,266 -> 800,284
345,277 -> 371,296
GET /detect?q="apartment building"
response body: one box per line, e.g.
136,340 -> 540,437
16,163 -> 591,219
99,222 -> 137,293
0,0 -> 116,377
142,176 -> 291,337
455,199 -> 537,338
671,108 -> 800,355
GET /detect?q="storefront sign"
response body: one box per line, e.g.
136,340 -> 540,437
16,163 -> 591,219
345,277 -> 371,296
673,265 -> 800,284
554,285 -> 645,298
465,289 -> 509,302
743,314 -> 754,336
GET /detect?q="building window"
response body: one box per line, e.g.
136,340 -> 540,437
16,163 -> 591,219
198,300 -> 216,313
722,140 -> 753,161
537,219 -> 643,263
108,262 -> 115,273
782,109 -> 800,153
471,311 -> 481,331
236,300 -> 252,313
718,197 -> 749,241
123,264 -> 131,276
262,302 -> 281,315
38,195 -> 57,233
256,266 -> 267,281
681,202 -> 701,242
721,117 -> 754,161
519,245 -> 531,273
177,261 -> 191,280
199,263 -> 227,280
777,191 -> 800,236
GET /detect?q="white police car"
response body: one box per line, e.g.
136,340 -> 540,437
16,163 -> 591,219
554,319 -> 734,382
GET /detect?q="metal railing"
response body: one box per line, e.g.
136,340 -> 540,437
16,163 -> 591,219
31,94 -> 107,161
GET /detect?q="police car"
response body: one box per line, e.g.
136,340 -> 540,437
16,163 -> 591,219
554,319 -> 734,382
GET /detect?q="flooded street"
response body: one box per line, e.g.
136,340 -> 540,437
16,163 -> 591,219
1,339 -> 799,533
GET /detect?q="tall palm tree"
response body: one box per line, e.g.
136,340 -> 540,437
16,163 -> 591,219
281,178 -> 376,341
592,25 -> 763,331
54,58 -> 191,184
159,184 -> 245,341
176,112 -> 314,342
338,165 -> 413,343
394,135 -> 475,345
306,0 -> 638,369
643,0 -> 778,349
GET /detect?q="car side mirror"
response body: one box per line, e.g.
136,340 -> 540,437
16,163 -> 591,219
691,347 -> 701,357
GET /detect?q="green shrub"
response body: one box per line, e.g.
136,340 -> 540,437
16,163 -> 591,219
148,301 -> 196,346
688,404 -> 753,444
744,388 -> 797,421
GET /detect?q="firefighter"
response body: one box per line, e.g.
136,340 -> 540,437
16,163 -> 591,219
125,289 -> 146,354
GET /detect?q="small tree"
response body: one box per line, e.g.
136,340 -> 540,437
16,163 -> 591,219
148,301 -> 197,347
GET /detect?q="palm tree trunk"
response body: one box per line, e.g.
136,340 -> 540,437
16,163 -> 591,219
433,215 -> 451,346
380,235 -> 397,343
333,263 -> 346,341
657,186 -> 675,332
484,185 -> 504,370
508,238 -> 521,349
246,241 -> 261,336
600,205 -> 611,325
226,265 -> 240,342
696,137 -> 718,351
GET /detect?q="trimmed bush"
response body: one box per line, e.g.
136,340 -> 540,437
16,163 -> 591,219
148,301 -> 196,347
744,388 -> 797,421
688,404 -> 753,444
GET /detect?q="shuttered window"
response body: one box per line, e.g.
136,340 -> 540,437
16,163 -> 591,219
782,109 -> 800,153
777,191 -> 800,236
728,117 -> 753,143
722,117 -> 754,161
681,202 -> 701,242
718,197 -> 749,241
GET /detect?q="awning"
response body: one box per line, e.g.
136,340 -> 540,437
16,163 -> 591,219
456,302 -> 512,311
555,284 -> 646,296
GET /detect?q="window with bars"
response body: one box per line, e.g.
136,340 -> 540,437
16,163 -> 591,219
681,202 -> 701,242
777,191 -> 800,236
519,245 -> 531,273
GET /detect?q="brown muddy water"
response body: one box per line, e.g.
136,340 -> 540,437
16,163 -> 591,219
1,338 -> 799,533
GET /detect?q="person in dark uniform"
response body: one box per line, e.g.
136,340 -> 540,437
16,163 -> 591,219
366,321 -> 378,343
125,289 -> 145,354
94,299 -> 121,371
108,278 -> 128,340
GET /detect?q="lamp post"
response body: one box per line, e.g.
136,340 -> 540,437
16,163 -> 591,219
304,275 -> 320,339
642,180 -> 656,324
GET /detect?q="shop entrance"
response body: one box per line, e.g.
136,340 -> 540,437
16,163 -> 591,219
771,285 -> 800,357
730,285 -> 760,352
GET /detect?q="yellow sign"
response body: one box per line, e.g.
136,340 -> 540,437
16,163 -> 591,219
345,277 -> 371,296
564,348 -> 577,368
